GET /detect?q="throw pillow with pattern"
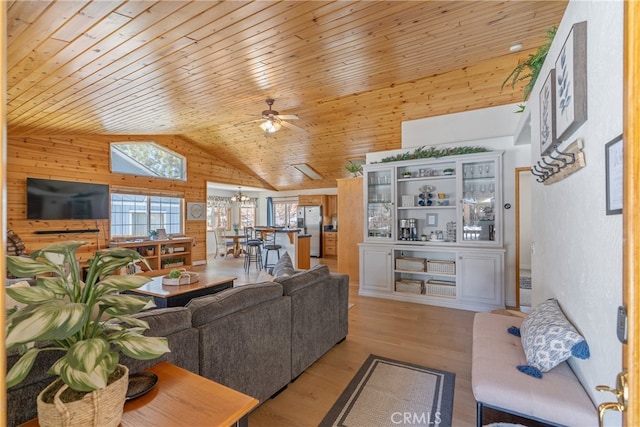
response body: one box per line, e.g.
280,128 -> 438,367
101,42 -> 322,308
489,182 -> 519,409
514,298 -> 590,378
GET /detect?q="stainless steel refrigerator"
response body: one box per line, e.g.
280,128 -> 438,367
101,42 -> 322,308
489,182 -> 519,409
297,205 -> 322,257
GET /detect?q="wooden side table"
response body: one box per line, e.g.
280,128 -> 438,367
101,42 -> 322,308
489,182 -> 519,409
20,362 -> 259,427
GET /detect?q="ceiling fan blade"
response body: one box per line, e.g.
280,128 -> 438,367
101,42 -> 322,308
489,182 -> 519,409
276,114 -> 299,120
233,119 -> 263,127
280,120 -> 304,131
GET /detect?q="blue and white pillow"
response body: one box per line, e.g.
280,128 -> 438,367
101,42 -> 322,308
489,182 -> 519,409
509,298 -> 590,378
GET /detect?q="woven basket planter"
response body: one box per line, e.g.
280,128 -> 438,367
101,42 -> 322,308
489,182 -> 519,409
36,365 -> 129,427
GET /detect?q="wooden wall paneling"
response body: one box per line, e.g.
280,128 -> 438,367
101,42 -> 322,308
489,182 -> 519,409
337,177 -> 362,283
5,134 -> 265,265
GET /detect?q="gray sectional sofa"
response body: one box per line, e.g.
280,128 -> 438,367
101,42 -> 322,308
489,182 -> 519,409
6,264 -> 349,426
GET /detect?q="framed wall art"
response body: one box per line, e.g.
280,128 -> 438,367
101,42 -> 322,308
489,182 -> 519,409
555,21 -> 588,141
605,134 -> 623,215
426,213 -> 438,227
187,202 -> 206,220
539,69 -> 556,156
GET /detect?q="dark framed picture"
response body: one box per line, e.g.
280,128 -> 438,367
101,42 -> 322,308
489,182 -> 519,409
605,134 -> 623,215
539,69 -> 556,156
555,21 -> 588,141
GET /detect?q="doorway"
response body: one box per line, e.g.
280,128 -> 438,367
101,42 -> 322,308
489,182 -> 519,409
515,167 -> 532,312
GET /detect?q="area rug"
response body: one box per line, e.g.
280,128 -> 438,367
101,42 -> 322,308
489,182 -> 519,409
320,354 -> 455,427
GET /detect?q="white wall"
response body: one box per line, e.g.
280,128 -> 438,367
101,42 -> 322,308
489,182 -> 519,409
527,1 -> 623,424
402,103 -> 523,147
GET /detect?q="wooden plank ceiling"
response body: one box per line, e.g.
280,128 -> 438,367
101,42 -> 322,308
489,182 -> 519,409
6,0 -> 568,191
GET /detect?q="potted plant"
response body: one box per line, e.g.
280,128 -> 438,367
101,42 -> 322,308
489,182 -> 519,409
5,241 -> 170,427
345,160 -> 363,177
443,168 -> 455,176
502,27 -> 557,105
148,229 -> 158,240
162,258 -> 184,269
145,245 -> 155,256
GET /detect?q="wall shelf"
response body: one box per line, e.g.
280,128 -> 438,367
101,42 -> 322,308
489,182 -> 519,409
109,237 -> 193,273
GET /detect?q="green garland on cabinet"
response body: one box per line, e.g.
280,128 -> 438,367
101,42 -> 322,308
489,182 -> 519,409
378,146 -> 489,163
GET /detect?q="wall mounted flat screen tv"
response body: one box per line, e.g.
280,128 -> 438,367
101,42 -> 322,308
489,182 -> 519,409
27,178 -> 110,220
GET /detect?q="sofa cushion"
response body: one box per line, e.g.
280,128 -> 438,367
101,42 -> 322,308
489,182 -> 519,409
276,264 -> 331,295
516,298 -> 590,378
272,251 -> 295,278
132,306 -> 192,337
187,282 -> 283,327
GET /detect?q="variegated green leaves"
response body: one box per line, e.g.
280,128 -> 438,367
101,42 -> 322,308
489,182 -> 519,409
5,241 -> 170,392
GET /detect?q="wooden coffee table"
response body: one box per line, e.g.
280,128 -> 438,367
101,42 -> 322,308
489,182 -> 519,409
127,274 -> 236,308
20,362 -> 259,427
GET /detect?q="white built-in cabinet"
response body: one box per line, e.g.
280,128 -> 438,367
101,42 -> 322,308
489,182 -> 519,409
359,245 -> 393,292
359,151 -> 505,312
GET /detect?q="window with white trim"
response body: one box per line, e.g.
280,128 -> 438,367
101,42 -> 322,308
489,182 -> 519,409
111,191 -> 184,238
273,200 -> 298,228
110,141 -> 186,181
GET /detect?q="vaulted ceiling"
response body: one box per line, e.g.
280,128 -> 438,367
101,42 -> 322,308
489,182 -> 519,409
6,0 -> 568,191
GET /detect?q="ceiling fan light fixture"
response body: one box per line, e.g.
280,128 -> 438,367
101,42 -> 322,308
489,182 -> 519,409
259,119 -> 281,134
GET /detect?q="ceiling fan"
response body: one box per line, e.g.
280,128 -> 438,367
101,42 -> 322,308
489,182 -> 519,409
236,99 -> 301,136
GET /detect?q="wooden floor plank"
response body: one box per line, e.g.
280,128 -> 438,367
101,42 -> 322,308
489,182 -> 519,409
192,254 -> 529,427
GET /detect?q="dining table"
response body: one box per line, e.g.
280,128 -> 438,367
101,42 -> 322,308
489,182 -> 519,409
223,233 -> 246,258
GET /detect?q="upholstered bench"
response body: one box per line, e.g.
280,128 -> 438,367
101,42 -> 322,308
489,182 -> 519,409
472,312 -> 598,426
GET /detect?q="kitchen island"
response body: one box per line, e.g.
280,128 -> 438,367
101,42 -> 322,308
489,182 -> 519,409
254,227 -> 306,268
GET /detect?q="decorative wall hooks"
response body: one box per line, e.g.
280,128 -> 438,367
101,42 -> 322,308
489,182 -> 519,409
531,138 -> 586,185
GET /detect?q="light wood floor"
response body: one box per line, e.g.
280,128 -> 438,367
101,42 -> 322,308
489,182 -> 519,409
194,254 -> 479,426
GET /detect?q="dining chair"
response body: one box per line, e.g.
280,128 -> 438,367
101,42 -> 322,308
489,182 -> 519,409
243,227 -> 262,271
214,228 -> 234,258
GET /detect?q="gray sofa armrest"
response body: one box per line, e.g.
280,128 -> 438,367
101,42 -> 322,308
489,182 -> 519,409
277,266 -> 349,378
121,307 -> 199,375
132,306 -> 193,336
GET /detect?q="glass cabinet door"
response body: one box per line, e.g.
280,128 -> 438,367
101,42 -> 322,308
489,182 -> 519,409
460,159 -> 498,243
364,167 -> 394,241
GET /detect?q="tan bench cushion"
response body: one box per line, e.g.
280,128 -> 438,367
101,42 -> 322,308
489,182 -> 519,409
472,313 -> 597,426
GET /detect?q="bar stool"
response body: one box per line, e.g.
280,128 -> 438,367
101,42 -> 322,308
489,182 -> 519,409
243,227 -> 262,272
261,229 -> 282,271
